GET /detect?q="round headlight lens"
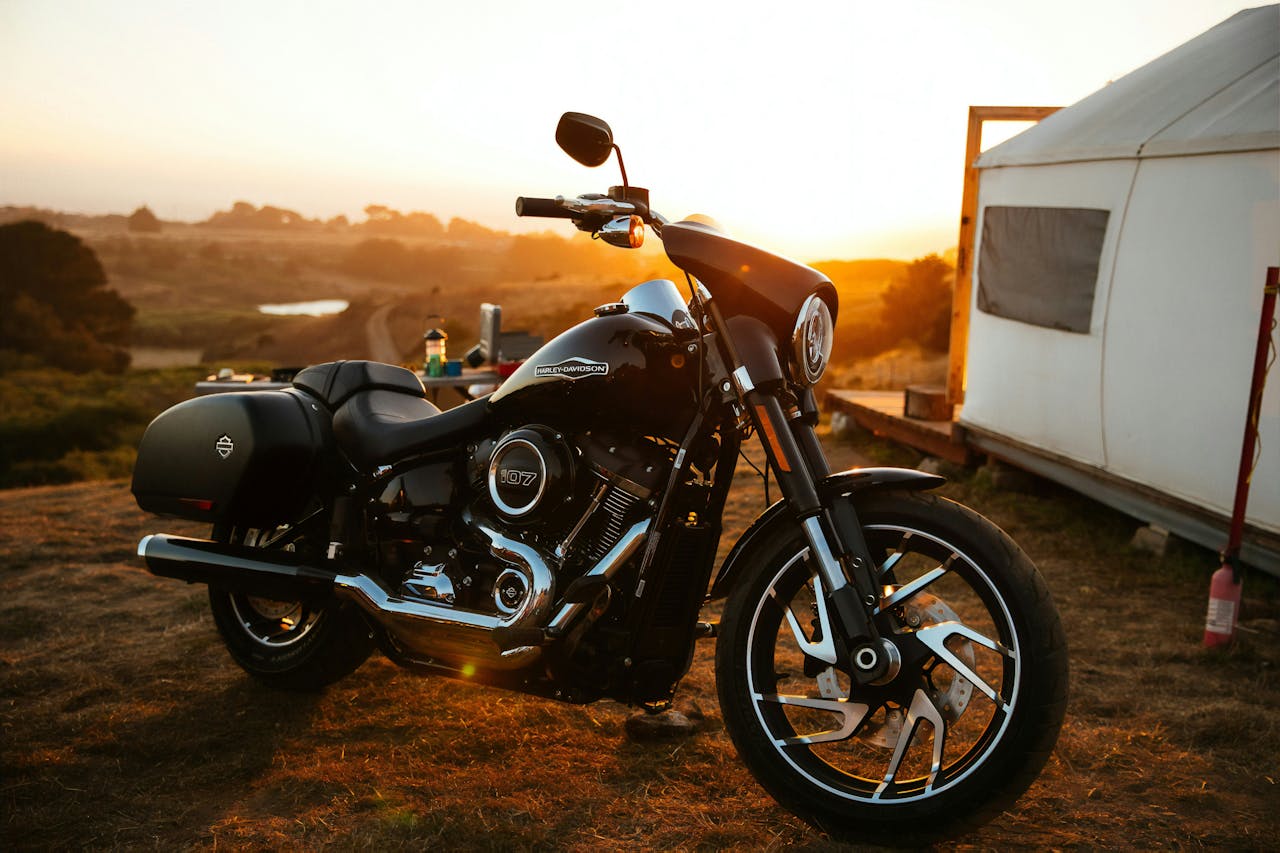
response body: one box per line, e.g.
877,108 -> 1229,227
791,294 -> 833,386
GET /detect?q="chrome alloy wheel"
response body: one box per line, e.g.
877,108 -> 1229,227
745,524 -> 1021,804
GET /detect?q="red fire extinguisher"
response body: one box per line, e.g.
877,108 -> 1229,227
1205,266 -> 1277,648
1203,560 -> 1242,647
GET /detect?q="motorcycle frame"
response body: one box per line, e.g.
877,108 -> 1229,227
272,262 -> 934,710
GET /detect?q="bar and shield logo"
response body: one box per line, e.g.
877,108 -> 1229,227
215,434 -> 234,459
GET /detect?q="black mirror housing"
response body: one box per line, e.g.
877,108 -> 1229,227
556,112 -> 614,167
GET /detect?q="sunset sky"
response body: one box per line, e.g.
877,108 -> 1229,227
0,0 -> 1257,260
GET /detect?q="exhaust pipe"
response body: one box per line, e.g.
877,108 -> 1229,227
137,518 -> 649,671
332,522 -> 556,670
137,529 -> 552,669
137,534 -> 338,601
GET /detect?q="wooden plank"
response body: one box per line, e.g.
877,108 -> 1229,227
826,390 -> 972,465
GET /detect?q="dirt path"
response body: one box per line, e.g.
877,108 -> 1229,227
1,430 -> 1277,850
364,301 -> 403,364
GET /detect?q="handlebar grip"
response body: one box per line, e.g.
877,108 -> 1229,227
515,196 -> 578,219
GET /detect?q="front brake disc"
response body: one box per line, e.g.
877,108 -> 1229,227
814,591 -> 976,749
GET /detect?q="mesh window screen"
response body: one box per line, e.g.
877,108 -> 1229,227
976,206 -> 1109,333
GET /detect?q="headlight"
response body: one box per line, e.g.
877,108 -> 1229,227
791,294 -> 834,386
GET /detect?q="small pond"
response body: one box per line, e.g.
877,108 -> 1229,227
258,299 -> 349,316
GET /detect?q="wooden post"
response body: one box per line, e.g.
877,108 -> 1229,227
946,106 -> 1061,408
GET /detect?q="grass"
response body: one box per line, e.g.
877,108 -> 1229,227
0,366 -> 207,487
1,425 -> 1277,849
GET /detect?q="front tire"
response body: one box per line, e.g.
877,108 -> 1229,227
715,491 -> 1067,841
208,527 -> 374,691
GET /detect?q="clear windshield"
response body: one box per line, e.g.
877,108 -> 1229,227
621,279 -> 697,332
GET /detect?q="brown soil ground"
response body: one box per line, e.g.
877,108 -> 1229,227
2,429 -> 1277,850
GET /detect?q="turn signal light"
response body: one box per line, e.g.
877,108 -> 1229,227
627,215 -> 644,248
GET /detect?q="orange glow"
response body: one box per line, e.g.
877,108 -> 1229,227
0,2 -> 1250,260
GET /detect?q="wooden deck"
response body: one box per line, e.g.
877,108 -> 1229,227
825,389 -> 974,465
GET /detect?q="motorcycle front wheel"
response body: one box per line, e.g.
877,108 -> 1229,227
715,490 -> 1067,841
208,526 -> 374,691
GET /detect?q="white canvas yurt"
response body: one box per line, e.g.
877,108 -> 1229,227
959,5 -> 1280,570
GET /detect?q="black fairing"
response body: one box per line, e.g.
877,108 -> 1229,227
662,220 -> 837,340
131,389 -> 330,525
488,311 -> 697,438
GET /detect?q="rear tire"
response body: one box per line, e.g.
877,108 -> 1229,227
208,527 -> 373,691
715,491 -> 1068,841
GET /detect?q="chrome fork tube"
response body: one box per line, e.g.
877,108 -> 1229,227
801,515 -> 849,593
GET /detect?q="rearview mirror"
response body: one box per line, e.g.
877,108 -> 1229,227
556,112 -> 614,167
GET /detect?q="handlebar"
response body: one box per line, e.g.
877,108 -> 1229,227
516,193 -> 668,228
515,196 -> 578,219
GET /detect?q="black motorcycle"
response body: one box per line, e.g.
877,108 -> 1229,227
132,112 -> 1067,840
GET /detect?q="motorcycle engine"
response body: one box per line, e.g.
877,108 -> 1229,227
485,426 -> 575,522
384,425 -> 673,620
467,425 -> 671,573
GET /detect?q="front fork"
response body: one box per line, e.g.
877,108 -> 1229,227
738,376 -> 893,685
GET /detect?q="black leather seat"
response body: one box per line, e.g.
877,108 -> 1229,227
293,360 -> 425,409
333,391 -> 492,469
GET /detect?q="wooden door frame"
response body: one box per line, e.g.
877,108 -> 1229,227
947,105 -> 1061,407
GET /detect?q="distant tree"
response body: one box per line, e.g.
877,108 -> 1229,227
360,205 -> 444,238
502,231 -> 643,281
204,201 -> 318,230
876,254 -> 954,352
403,211 -> 444,237
257,204 -> 306,228
0,221 -> 134,372
447,217 -> 501,243
342,237 -> 415,281
362,204 -> 398,232
127,205 -> 162,233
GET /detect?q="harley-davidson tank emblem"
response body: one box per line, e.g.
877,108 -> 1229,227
215,435 -> 234,459
534,357 -> 608,380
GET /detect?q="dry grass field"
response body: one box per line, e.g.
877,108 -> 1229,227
2,428 -> 1278,850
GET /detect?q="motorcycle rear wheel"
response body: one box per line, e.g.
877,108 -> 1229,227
715,491 -> 1067,841
208,526 -> 373,691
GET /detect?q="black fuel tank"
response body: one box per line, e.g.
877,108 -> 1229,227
489,311 -> 696,437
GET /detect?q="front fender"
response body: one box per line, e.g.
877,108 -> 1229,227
708,467 -> 944,600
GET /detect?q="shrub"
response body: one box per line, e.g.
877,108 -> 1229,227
0,221 -> 134,373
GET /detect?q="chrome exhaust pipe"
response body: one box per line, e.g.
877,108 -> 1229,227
137,516 -> 650,673
332,522 -> 555,670
137,534 -> 338,600
136,528 -> 554,670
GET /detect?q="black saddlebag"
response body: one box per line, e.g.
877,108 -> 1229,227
131,389 -> 329,525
